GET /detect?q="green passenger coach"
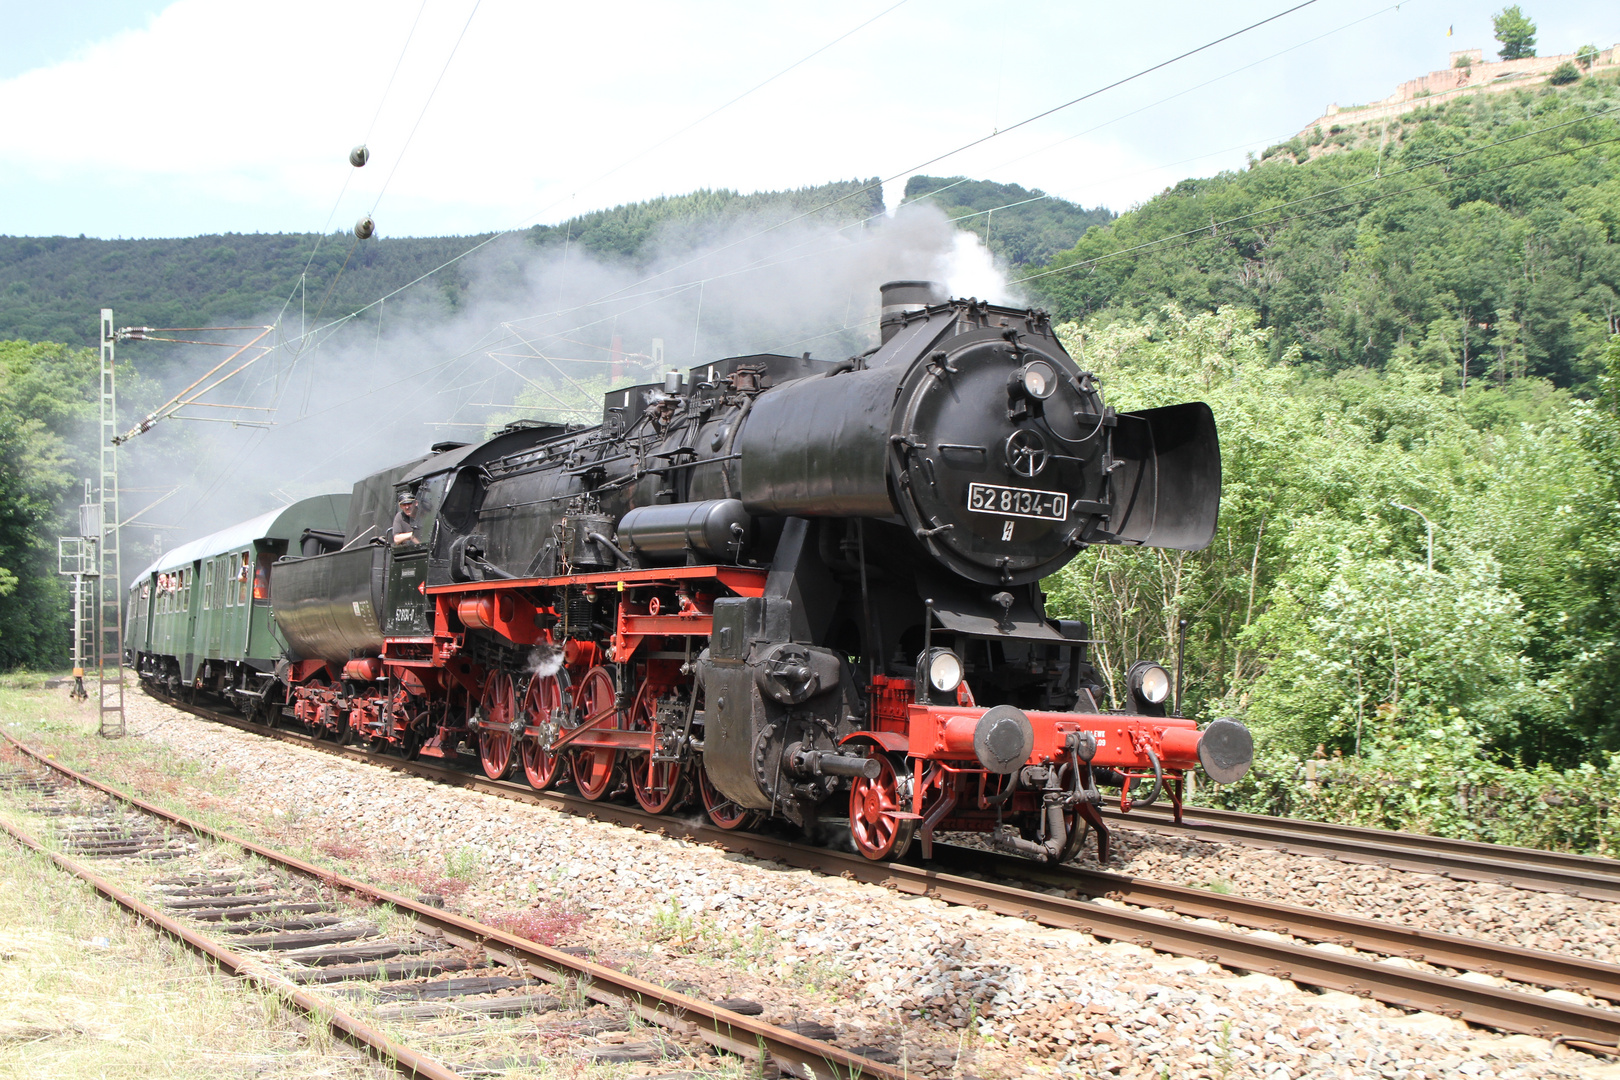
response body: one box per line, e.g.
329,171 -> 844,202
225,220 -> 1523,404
126,494 -> 348,718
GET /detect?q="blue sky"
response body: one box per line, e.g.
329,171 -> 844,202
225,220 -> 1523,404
1,0 -> 1613,239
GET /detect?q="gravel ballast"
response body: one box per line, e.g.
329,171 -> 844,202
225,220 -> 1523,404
23,690 -> 1620,1080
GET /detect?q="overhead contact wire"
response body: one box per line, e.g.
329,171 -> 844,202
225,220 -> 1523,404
370,0 -> 484,214
277,0 -> 1321,356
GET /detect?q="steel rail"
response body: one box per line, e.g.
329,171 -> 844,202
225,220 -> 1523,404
1107,805 -> 1620,903
924,843 -> 1620,1002
1,731 -> 902,1080
0,816 -> 465,1080
131,694 -> 1620,1044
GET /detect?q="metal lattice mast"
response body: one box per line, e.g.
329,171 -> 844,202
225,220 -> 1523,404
56,483 -> 96,704
97,309 -> 125,738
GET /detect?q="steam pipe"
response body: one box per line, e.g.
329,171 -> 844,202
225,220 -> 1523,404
587,532 -> 634,568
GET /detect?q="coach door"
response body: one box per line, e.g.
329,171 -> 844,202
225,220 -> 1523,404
203,556 -> 224,658
182,564 -> 200,681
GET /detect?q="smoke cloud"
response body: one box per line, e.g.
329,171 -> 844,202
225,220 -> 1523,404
111,198 -> 1017,577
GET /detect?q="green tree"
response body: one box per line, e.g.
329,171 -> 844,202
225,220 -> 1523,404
1566,334 -> 1620,749
1046,307 -> 1616,766
0,340 -> 97,668
1492,5 -> 1537,60
1548,61 -> 1581,86
1576,44 -> 1600,69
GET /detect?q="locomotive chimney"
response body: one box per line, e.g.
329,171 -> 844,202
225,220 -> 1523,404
880,280 -> 949,344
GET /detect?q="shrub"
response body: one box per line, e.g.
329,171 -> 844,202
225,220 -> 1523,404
1549,61 -> 1581,86
1206,720 -> 1620,855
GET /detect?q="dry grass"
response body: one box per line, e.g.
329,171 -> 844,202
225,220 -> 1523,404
0,684 -> 751,1079
0,827 -> 387,1078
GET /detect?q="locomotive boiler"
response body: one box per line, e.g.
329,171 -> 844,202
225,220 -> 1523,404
220,281 -> 1252,863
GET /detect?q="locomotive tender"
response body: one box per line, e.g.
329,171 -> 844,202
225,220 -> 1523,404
129,281 -> 1252,863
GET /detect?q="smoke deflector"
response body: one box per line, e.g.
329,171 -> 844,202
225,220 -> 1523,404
1107,401 -> 1222,551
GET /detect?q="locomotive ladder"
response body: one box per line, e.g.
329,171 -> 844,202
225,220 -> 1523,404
97,308 -> 125,738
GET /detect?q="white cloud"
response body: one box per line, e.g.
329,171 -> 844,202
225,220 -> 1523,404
2,0 -> 1616,238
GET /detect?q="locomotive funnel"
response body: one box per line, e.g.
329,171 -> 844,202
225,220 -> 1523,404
880,280 -> 949,343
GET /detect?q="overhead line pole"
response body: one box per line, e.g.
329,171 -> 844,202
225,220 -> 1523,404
97,309 -> 125,738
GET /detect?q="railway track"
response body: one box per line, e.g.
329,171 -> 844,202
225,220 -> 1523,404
70,689 -> 1620,1052
1107,802 -> 1620,904
0,734 -> 904,1080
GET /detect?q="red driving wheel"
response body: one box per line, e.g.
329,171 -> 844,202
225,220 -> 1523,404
478,670 -> 517,780
519,672 -> 568,790
569,666 -> 620,801
849,752 -> 917,860
697,762 -> 759,831
627,679 -> 689,814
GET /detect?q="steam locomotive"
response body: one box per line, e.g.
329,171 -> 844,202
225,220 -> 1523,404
128,281 -> 1251,864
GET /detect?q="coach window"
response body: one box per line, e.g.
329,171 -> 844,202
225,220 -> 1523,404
253,552 -> 273,602
238,551 -> 250,606
203,560 -> 214,610
182,568 -> 192,613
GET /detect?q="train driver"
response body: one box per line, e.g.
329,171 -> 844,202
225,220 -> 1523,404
392,491 -> 419,546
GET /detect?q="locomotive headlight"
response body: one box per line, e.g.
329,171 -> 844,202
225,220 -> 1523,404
920,648 -> 964,694
1019,360 -> 1058,400
1129,660 -> 1171,705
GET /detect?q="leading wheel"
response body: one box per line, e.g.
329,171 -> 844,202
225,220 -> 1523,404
519,673 -> 568,790
628,679 -> 689,815
478,670 -> 518,780
569,666 -> 620,801
697,763 -> 760,831
849,753 -> 916,861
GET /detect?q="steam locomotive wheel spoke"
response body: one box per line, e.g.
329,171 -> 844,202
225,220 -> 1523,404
569,666 -> 620,801
519,673 -> 567,790
696,763 -> 758,831
849,753 -> 916,861
628,679 -> 688,815
478,670 -> 518,781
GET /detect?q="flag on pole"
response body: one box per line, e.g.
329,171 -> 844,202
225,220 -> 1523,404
1447,24 -> 1453,36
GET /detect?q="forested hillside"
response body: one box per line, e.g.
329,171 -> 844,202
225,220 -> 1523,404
1033,74 -> 1620,390
0,178 -> 885,347
901,176 -> 1114,266
524,179 -> 884,258
1032,73 -> 1620,844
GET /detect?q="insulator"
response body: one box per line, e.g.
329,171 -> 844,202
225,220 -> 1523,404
349,144 -> 370,168
353,216 -> 376,240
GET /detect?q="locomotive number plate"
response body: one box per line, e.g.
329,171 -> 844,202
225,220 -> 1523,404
967,483 -> 1068,521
